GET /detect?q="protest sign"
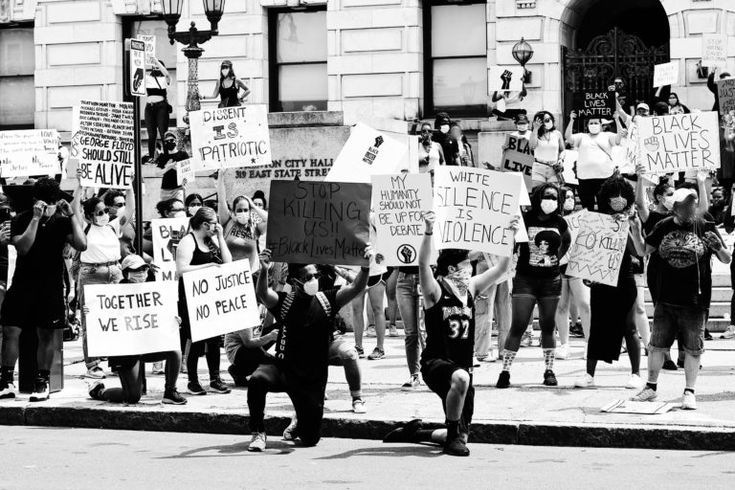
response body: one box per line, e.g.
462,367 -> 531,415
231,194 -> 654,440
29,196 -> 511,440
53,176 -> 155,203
653,61 -> 679,88
560,209 -> 586,266
718,78 -> 735,116
433,167 -> 521,257
151,217 -> 189,281
0,129 -> 60,178
189,104 -> 272,170
182,259 -> 260,342
637,112 -> 720,174
71,100 -> 135,189
325,123 -> 406,184
140,34 -> 156,67
267,180 -> 371,266
573,89 -> 615,119
372,173 -> 433,267
561,150 -> 579,185
501,134 -> 534,192
84,281 -> 180,357
488,66 -> 525,92
566,211 -> 629,287
702,35 -> 727,69
619,121 -> 640,175
176,158 -> 195,186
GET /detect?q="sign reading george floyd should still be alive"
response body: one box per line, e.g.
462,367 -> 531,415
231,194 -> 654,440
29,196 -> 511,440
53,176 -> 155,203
189,104 -> 272,170
267,180 -> 371,266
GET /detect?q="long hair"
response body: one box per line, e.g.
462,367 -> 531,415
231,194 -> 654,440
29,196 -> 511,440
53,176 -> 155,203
596,173 -> 635,215
530,183 -> 562,216
218,60 -> 236,86
534,111 -> 555,138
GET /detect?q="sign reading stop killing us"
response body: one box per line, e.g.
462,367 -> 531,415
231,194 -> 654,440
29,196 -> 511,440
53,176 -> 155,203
151,217 -> 189,281
84,281 -> 180,357
433,167 -> 521,257
189,104 -> 272,170
183,260 -> 260,342
0,129 -> 60,178
566,211 -> 629,287
71,100 -> 135,189
267,180 -> 371,266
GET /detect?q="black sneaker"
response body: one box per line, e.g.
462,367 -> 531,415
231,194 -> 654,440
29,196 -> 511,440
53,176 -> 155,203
677,359 -> 685,369
228,365 -> 249,387
209,378 -> 231,394
187,381 -> 207,395
569,323 -> 585,338
443,436 -> 470,457
496,371 -> 511,389
29,377 -> 50,402
383,419 -> 423,443
704,329 -> 713,341
163,389 -> 188,405
88,381 -> 105,400
355,346 -> 365,359
543,370 -> 558,386
662,360 -> 678,371
367,348 -> 385,360
0,379 -> 17,400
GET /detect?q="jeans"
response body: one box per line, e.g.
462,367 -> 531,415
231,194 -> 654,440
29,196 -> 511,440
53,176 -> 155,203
474,277 -> 511,360
144,101 -> 169,158
78,264 -> 122,369
396,272 -> 425,376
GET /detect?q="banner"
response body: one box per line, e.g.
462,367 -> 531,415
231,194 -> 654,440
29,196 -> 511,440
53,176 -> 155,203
189,104 -> 272,170
151,217 -> 189,281
176,158 -> 195,186
702,35 -> 727,69
653,61 -> 679,88
0,129 -> 60,178
372,173 -> 433,267
71,100 -> 135,189
488,66 -> 525,92
574,89 -> 616,119
566,211 -> 629,287
182,259 -> 260,342
433,167 -> 521,256
717,78 -> 735,115
501,134 -> 534,191
637,112 -> 720,174
84,281 -> 180,357
325,123 -> 406,184
267,180 -> 371,266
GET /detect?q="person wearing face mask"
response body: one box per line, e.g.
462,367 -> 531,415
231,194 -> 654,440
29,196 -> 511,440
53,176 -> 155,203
157,131 -> 189,202
565,113 -> 623,210
248,246 -> 372,452
497,184 -> 571,389
0,178 -> 87,402
633,189 -> 731,410
175,207 -> 233,396
529,111 -> 566,188
574,175 -> 646,390
667,93 -> 690,115
433,113 -> 459,167
143,58 -> 171,163
450,123 -> 474,167
103,190 -> 137,258
418,123 -> 446,176
251,190 -> 269,251
202,60 -> 250,108
142,199 -> 187,260
708,187 -> 726,225
185,193 -> 204,218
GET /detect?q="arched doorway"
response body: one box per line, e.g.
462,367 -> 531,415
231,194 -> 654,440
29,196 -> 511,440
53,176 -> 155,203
561,0 -> 670,120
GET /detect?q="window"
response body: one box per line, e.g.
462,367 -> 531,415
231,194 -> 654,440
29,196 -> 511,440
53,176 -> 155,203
424,1 -> 487,117
269,8 -> 327,112
0,25 -> 35,129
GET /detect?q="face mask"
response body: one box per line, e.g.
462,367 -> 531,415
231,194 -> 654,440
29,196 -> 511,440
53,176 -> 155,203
662,195 -> 675,210
164,141 -> 176,152
563,198 -> 575,212
114,206 -> 125,218
439,124 -> 450,134
446,266 -> 471,298
609,196 -> 628,212
517,124 -> 529,133
44,204 -> 57,217
540,198 -> 558,214
302,278 -> 319,296
544,121 -> 554,130
589,124 -> 601,135
221,69 -> 230,77
188,205 -> 201,215
127,271 -> 148,283
94,213 -> 110,226
172,211 -> 186,219
235,211 -> 249,225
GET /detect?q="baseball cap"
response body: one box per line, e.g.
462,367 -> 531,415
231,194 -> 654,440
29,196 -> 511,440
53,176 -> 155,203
636,102 -> 650,112
515,114 -> 530,125
673,188 -> 697,203
121,254 -> 148,271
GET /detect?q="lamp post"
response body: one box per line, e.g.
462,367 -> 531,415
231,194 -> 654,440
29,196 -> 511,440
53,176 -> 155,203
512,37 -> 534,84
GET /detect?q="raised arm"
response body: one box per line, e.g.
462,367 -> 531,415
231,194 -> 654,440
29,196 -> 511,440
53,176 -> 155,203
635,165 -> 650,224
696,171 -> 710,215
13,204 -> 43,256
565,111 -> 577,142
419,211 -> 442,309
335,245 -> 373,310
69,183 -> 87,251
215,223 -> 232,264
256,249 -> 279,309
216,171 -> 231,226
469,217 -> 519,296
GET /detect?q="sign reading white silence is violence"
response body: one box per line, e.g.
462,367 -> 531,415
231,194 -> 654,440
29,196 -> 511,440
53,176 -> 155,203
84,281 -> 180,357
0,129 -> 60,178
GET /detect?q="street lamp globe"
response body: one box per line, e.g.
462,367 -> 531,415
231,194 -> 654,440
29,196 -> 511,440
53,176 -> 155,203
203,0 -> 227,34
512,37 -> 534,67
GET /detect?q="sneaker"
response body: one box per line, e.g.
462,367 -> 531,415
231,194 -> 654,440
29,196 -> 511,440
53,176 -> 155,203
85,366 -> 106,379
569,322 -> 585,338
662,359 -> 678,371
388,324 -> 399,337
88,381 -> 105,400
574,374 -> 595,388
187,381 -> 207,395
704,329 -> 713,341
163,389 -> 187,405
366,325 -> 376,338
443,435 -> 470,457
355,346 -> 365,359
521,331 -> 533,348
626,374 -> 645,390
368,347 -> 385,360
209,378 -> 231,394
543,369 -> 558,387
496,371 -> 511,389
352,398 -> 367,414
555,343 -> 570,360
283,416 -> 298,441
676,359 -> 685,369
383,419 -> 423,443
721,325 -> 735,339
681,391 -> 697,410
401,375 -> 421,390
151,362 -> 165,375
0,380 -> 16,400
248,432 -> 267,452
631,386 -> 658,402
29,378 -> 50,402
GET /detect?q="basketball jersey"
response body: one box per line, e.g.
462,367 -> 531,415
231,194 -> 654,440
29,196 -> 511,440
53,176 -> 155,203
421,281 -> 475,369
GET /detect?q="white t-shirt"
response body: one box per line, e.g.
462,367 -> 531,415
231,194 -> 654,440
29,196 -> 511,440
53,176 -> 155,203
569,132 -> 618,180
80,219 -> 122,264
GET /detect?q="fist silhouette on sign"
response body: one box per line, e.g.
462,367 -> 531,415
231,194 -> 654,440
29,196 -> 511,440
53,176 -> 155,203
500,70 -> 513,91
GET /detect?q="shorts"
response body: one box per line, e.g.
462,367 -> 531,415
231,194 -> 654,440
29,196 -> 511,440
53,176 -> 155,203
420,358 -> 474,434
649,303 -> 706,356
1,284 -> 66,330
368,271 -> 391,288
512,273 -> 561,300
532,162 -> 560,186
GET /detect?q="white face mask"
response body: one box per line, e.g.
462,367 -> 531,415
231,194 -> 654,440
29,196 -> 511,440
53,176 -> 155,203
544,121 -> 554,130
439,124 -> 450,134
94,213 -> 109,226
114,206 -> 125,219
127,271 -> 148,283
221,69 -> 229,77
588,124 -> 601,135
188,205 -> 202,216
235,211 -> 249,225
609,196 -> 628,212
662,195 -> 675,210
563,198 -> 575,212
517,124 -> 529,133
540,199 -> 558,215
302,278 -> 319,296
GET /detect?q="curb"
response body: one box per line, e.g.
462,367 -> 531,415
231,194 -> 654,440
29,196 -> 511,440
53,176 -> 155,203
3,406 -> 735,451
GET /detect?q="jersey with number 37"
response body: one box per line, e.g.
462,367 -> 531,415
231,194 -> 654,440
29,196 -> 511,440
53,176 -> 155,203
421,282 -> 475,369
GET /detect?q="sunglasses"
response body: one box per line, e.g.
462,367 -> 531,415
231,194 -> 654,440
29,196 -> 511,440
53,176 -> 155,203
164,139 -> 176,144
301,272 -> 321,282
94,209 -> 109,217
543,118 -> 552,123
110,202 -> 125,208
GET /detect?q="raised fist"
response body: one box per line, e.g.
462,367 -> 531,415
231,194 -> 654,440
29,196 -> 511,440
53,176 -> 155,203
500,70 -> 513,90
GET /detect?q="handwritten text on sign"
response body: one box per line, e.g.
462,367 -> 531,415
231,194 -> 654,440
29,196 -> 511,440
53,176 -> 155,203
151,217 -> 189,281
0,129 -> 60,178
434,167 -> 521,257
566,211 -> 629,287
71,100 -> 135,189
183,260 -> 260,342
189,104 -> 272,170
372,173 -> 433,267
267,180 -> 371,266
637,112 -> 720,174
84,281 -> 180,357
702,35 -> 727,69
501,134 -> 534,191
718,78 -> 735,116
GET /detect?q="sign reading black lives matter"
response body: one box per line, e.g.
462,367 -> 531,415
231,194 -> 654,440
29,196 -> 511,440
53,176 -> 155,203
574,89 -> 615,119
267,180 -> 371,266
189,104 -> 272,170
71,100 -> 135,189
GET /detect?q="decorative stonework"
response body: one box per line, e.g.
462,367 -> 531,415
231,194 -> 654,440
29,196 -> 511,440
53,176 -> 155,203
516,0 -> 536,9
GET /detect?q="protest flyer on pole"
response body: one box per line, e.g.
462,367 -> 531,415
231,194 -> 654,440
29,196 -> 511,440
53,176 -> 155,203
717,78 -> 735,115
573,89 -> 615,119
267,180 -> 371,266
702,35 -> 727,69
151,217 -> 189,281
433,167 -> 521,257
637,112 -> 720,174
500,134 -> 534,192
488,66 -> 525,91
0,129 -> 60,178
189,104 -> 272,171
182,259 -> 260,342
653,61 -> 679,88
84,281 -> 180,357
371,173 -> 433,267
71,100 -> 135,189
176,158 -> 195,186
565,211 -> 629,287
325,123 -> 406,184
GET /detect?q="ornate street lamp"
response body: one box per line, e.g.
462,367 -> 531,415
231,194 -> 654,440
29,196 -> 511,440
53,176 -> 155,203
161,0 -> 227,119
512,37 -> 534,84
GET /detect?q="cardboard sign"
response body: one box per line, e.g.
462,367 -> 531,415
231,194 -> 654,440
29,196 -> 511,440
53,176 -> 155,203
139,34 -> 156,68
560,210 -> 586,266
574,89 -> 616,119
372,173 -> 433,267
619,121 -> 640,175
566,211 -> 629,287
71,100 -> 135,189
182,259 -> 260,342
433,167 -> 521,256
151,217 -> 189,281
488,66 -> 525,92
267,180 -> 371,266
0,129 -> 60,178
717,78 -> 735,115
561,150 -> 579,185
637,112 -> 720,174
128,39 -> 146,97
702,35 -> 727,69
84,281 -> 180,357
501,134 -> 534,191
325,123 -> 406,184
189,104 -> 272,170
176,158 -> 195,186
653,61 -> 679,88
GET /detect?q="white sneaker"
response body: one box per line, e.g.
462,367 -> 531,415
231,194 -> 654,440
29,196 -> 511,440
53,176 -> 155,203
388,325 -> 399,337
401,375 -> 421,390
0,381 -> 17,400
352,399 -> 367,414
85,366 -> 106,379
631,386 -> 658,402
626,374 -> 645,390
555,343 -> 570,360
720,325 -> 735,339
282,415 -> 298,441
574,374 -> 595,388
682,391 -> 697,410
151,362 -> 165,375
248,432 -> 267,452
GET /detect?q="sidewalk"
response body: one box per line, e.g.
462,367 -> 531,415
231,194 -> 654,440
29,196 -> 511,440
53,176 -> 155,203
2,334 -> 735,450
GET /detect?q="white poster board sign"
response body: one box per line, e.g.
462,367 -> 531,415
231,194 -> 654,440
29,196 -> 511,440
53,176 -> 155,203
0,129 -> 60,178
176,158 -> 195,186
702,35 -> 727,69
566,211 -> 629,287
325,123 -> 406,183
653,61 -> 679,88
488,66 -> 526,92
560,209 -> 586,266
151,217 -> 189,281
140,34 -> 156,67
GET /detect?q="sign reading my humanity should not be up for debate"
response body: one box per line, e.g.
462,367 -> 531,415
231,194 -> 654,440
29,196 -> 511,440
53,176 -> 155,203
565,211 -> 629,287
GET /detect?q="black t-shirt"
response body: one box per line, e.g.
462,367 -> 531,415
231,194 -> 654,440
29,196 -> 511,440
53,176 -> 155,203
10,211 -> 71,291
643,210 -> 669,235
160,150 -> 189,190
516,212 -> 568,278
421,281 -> 475,369
645,216 -> 718,309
